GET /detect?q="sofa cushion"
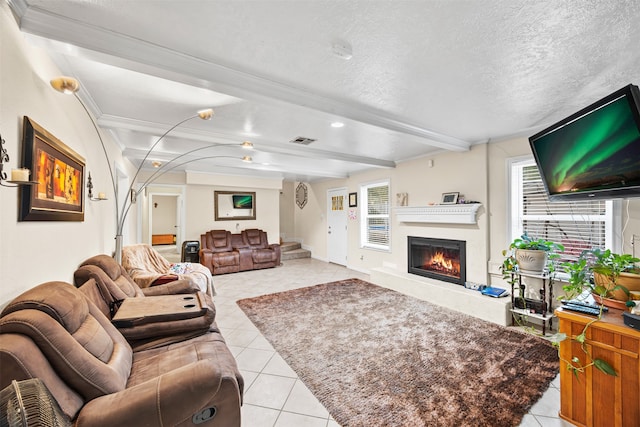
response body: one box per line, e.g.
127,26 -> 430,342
242,229 -> 267,249
0,282 -> 132,400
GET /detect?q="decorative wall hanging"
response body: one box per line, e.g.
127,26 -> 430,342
19,117 -> 85,221
296,182 -> 308,209
348,192 -> 357,207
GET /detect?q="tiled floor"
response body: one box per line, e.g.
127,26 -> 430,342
168,249 -> 572,427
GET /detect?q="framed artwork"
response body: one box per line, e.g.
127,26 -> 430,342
440,192 -> 459,205
349,192 -> 358,207
19,117 -> 85,221
215,190 -> 256,220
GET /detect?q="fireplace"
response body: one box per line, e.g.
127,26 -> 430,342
408,236 -> 466,285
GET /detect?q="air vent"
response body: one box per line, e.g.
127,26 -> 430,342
290,136 -> 317,145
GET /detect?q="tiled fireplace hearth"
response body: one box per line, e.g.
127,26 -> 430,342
370,235 -> 510,326
408,236 -> 466,285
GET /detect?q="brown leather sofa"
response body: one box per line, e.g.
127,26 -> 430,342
200,230 -> 241,275
200,229 -> 281,275
0,281 -> 243,426
74,254 -> 217,351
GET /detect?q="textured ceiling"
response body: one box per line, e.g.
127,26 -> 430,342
8,0 -> 640,181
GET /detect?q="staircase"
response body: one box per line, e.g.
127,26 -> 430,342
280,241 -> 311,261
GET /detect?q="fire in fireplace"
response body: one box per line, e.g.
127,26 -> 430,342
408,236 -> 466,285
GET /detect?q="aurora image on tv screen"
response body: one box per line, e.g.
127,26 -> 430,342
530,86 -> 640,200
232,194 -> 253,209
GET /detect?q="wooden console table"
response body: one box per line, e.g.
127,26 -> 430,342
556,307 -> 639,427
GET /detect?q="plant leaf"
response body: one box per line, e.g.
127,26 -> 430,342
593,359 -> 617,376
575,333 -> 586,343
550,333 -> 567,344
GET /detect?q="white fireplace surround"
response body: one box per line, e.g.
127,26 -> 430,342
370,267 -> 511,326
394,204 -> 481,224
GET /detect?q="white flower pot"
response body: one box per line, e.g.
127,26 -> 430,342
515,249 -> 548,274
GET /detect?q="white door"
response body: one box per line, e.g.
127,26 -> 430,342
327,188 -> 348,265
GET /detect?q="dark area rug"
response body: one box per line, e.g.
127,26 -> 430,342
237,278 -> 559,427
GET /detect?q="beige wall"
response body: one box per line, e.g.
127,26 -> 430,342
294,144 -> 491,282
279,181 -> 295,241
0,2 -> 136,304
4,0 -> 640,307
294,138 -> 640,286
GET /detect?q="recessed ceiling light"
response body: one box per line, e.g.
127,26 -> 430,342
331,122 -> 344,128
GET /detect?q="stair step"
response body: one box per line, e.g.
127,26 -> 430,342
281,248 -> 311,260
280,241 -> 301,252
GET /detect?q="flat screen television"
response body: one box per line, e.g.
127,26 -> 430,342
232,194 -> 253,209
529,84 -> 640,201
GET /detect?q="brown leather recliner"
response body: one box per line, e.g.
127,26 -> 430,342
74,255 -> 217,351
0,281 -> 243,426
241,228 -> 281,270
200,230 -> 240,275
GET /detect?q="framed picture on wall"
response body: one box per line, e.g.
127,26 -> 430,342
440,192 -> 459,205
19,116 -> 85,221
349,192 -> 357,207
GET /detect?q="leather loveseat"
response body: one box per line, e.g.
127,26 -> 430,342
200,228 -> 281,275
0,281 -> 243,426
74,254 -> 217,351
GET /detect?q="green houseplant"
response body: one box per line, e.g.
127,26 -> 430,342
501,233 -> 564,276
590,249 -> 640,304
553,248 -> 640,378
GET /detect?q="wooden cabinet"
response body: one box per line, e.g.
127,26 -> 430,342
556,308 -> 640,427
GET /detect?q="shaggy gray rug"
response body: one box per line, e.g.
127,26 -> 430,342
237,278 -> 558,427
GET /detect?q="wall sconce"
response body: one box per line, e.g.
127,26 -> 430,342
86,171 -> 107,201
0,133 -> 38,187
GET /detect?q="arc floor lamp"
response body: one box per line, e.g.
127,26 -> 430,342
50,76 -> 253,263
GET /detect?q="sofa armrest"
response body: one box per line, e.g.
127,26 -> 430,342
199,249 -> 214,274
77,359 -> 241,427
141,279 -> 199,296
269,244 -> 282,264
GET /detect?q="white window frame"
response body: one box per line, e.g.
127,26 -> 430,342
360,179 -> 391,251
507,157 -> 621,256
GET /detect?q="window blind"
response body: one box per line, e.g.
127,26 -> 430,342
517,163 -> 610,262
361,181 -> 390,249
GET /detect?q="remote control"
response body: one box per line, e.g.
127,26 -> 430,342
562,303 -> 601,316
561,300 -> 608,312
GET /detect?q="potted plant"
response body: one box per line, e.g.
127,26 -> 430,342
502,233 -> 564,275
553,254 -> 618,377
590,249 -> 640,305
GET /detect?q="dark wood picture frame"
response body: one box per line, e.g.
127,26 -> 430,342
214,190 -> 256,221
19,117 -> 85,221
349,192 -> 358,207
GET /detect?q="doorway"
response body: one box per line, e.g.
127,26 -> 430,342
149,192 -> 183,256
327,187 -> 348,265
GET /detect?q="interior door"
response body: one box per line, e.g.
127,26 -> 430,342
327,188 -> 348,265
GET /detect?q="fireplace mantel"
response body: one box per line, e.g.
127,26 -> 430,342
394,204 -> 481,225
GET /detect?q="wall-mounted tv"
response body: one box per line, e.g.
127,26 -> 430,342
232,194 -> 253,209
529,84 -> 640,201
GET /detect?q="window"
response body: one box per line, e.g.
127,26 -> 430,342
510,158 -> 616,263
360,180 -> 390,250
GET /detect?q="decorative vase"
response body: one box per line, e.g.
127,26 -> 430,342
515,249 -> 547,274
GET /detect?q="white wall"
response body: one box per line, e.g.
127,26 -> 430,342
151,195 -> 177,235
0,2 -> 136,304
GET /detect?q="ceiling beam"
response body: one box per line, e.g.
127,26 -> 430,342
14,2 -> 472,152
